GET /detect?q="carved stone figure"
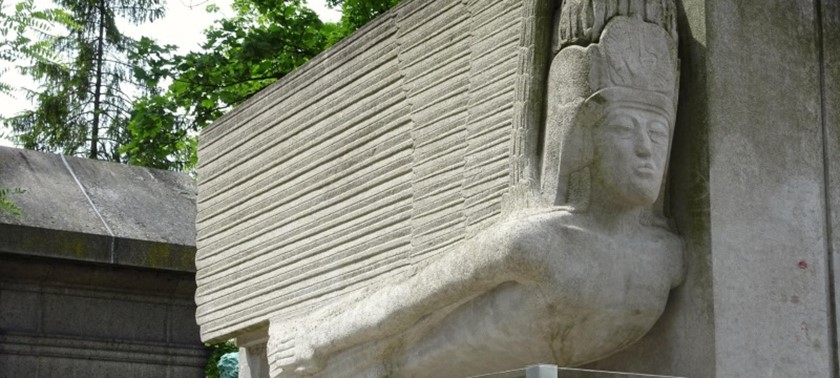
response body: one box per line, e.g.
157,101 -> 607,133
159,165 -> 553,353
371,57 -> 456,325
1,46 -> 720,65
266,3 -> 683,377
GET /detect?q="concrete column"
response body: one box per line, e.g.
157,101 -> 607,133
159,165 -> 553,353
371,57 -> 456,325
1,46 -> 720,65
706,0 -> 837,376
237,329 -> 270,378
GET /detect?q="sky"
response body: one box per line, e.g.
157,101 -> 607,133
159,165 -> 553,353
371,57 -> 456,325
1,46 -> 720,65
0,0 -> 341,147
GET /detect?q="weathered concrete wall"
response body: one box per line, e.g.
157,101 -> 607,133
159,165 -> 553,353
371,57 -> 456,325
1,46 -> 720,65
0,147 -> 196,270
0,254 -> 205,378
823,0 -> 840,371
195,0 -> 536,343
705,0 -> 836,376
0,147 -> 206,377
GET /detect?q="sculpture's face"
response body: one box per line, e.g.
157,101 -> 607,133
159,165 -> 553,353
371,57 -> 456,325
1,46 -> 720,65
592,104 -> 671,207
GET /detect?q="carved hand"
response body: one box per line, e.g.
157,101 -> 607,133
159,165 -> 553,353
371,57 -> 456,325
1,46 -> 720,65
268,319 -> 324,377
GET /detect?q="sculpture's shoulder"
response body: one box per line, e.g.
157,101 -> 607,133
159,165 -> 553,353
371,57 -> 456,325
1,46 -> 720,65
641,224 -> 685,288
490,208 -> 587,242
472,208 -> 599,263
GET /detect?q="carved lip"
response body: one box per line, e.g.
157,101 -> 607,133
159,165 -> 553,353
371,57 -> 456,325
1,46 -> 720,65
634,163 -> 656,175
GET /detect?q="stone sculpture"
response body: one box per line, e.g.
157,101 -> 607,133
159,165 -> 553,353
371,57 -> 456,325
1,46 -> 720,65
266,2 -> 683,377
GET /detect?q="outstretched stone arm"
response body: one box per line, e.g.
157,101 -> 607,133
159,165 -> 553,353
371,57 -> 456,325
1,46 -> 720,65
270,217 -> 549,375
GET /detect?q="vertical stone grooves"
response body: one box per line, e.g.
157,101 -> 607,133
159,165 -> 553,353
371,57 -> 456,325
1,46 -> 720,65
198,27 -> 397,172
459,0 -> 474,241
815,0 -> 839,375
195,8 -> 415,340
197,95 -> 409,259
461,1 -> 519,237
198,49 -> 402,213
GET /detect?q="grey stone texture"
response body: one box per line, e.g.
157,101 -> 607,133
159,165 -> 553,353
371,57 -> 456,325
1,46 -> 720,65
196,0 -> 536,344
589,0 -> 840,377
471,364 -> 684,378
702,1 -> 838,376
195,0 -> 840,377
263,12 -> 684,378
0,147 -> 206,377
823,0 -> 840,372
0,146 -> 197,271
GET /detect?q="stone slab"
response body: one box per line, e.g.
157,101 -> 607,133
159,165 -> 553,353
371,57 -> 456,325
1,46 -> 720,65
0,253 -> 207,377
470,365 -> 685,378
0,146 -> 197,271
706,0 -> 834,376
821,0 -> 840,372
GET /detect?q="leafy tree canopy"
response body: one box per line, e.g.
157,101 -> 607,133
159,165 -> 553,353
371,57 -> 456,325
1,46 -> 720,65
0,0 -> 74,94
3,0 -> 400,172
122,0 -> 399,171
2,0 -> 168,161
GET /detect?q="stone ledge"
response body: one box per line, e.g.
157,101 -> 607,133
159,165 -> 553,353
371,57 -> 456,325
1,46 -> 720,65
0,223 -> 196,272
0,146 -> 197,272
0,333 -> 207,367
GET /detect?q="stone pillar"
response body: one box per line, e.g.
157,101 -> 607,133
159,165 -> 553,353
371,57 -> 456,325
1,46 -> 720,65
705,0 -> 837,376
237,329 -> 270,378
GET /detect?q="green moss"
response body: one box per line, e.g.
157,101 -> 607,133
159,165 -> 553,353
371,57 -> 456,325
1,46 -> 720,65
147,244 -> 172,268
72,239 -> 86,259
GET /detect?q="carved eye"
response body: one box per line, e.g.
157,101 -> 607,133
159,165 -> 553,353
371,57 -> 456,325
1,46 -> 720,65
648,122 -> 668,144
606,115 -> 636,139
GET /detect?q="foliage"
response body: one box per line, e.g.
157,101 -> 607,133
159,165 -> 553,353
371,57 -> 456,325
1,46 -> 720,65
4,0 -> 401,172
0,0 -> 74,95
122,0 -> 401,172
2,0 -> 167,161
0,187 -> 25,216
205,341 -> 238,378
325,0 -> 399,44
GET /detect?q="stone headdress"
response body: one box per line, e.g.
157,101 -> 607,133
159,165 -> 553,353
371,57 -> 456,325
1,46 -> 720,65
541,0 -> 680,217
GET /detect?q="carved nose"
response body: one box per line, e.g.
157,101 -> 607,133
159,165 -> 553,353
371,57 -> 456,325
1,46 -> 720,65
635,132 -> 652,157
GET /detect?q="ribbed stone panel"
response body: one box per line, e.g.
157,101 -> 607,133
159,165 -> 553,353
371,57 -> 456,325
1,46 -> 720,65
195,0 -> 527,342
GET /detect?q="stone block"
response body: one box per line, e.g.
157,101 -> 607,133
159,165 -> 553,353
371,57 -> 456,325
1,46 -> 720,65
195,0 -> 531,344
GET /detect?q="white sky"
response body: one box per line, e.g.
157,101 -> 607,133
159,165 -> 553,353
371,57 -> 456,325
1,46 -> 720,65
0,0 -> 341,147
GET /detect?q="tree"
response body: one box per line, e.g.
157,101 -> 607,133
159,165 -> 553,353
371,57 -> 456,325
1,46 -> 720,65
0,187 -> 25,216
325,0 -> 399,43
122,0 -> 400,171
5,0 -> 400,171
3,0 -> 167,161
0,0 -> 73,94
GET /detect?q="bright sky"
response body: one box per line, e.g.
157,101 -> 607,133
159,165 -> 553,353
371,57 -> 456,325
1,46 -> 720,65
0,0 -> 341,147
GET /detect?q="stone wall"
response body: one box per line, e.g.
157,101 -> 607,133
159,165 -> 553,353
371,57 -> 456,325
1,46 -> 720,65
0,254 -> 205,378
0,147 -> 207,377
195,0 -> 543,343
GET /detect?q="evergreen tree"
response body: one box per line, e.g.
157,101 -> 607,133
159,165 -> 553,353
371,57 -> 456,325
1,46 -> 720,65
4,0 -> 400,171
3,0 -> 166,161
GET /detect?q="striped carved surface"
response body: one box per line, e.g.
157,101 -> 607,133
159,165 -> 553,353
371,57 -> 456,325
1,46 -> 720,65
195,0 -> 526,342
